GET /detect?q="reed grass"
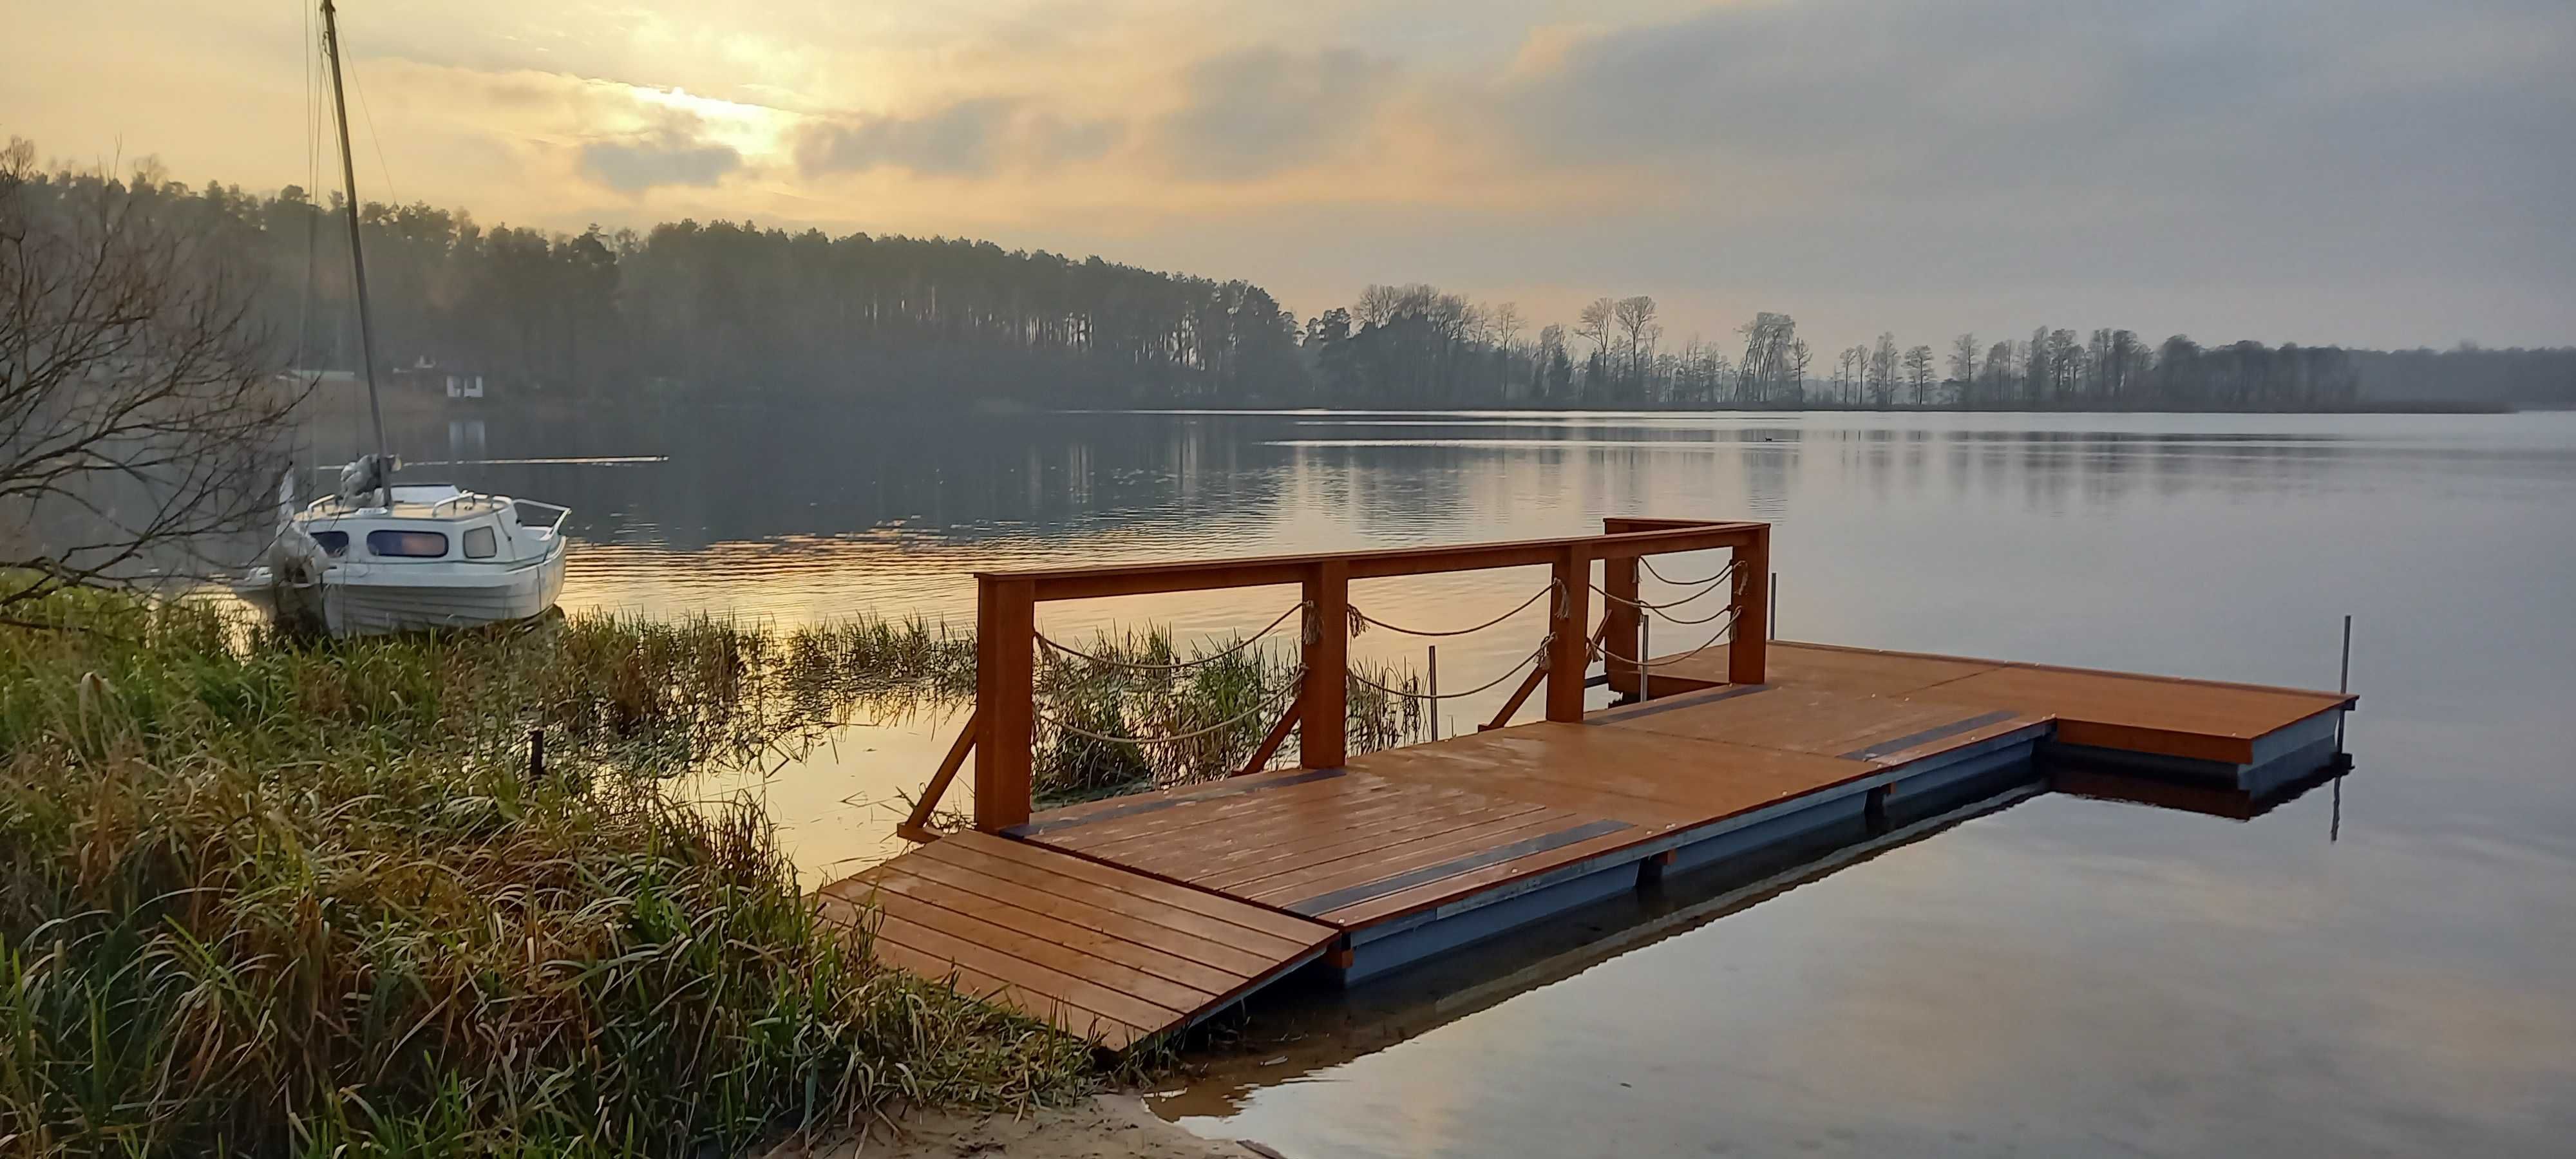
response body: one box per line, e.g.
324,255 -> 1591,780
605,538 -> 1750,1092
0,588 -> 1091,1158
1031,632 -> 1424,802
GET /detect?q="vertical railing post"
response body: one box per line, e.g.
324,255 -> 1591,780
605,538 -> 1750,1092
1546,544 -> 1591,722
1300,560 -> 1349,768
972,574 -> 1036,833
1729,526 -> 1770,686
1603,552 -> 1641,700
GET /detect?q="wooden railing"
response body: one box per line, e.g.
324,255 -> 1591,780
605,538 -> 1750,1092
899,517 -> 1770,837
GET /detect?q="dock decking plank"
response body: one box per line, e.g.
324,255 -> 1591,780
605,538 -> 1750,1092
907,835 -> 1313,957
1176,800 -> 1556,887
1060,774 -> 1481,855
815,892 -> 1148,1048
935,830 -> 1329,946
815,829 -> 1338,1050
860,887 -> 1217,1015
1639,641 -> 2353,766
1090,785 -> 1544,883
868,909 -> 1188,1032
1236,811 -> 1598,903
862,847 -> 1282,977
854,867 -> 1245,997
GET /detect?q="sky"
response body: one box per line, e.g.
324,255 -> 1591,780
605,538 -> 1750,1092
6,0 -> 2571,352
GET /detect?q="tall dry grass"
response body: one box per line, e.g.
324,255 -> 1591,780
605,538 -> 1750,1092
0,590 -> 1089,1158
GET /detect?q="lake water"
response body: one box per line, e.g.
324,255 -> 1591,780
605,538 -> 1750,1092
406,407 -> 2576,1156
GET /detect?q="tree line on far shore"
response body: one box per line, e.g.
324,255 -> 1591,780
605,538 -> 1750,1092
12,146 -> 2570,413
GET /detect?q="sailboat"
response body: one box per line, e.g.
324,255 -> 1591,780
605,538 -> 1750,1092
232,1 -> 569,636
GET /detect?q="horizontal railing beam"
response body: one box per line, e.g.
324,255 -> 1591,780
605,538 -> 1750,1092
996,522 -> 1766,603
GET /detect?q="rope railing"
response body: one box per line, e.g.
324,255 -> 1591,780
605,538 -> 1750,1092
1034,669 -> 1307,746
1034,600 -> 1311,671
1642,556 -> 1738,589
1349,637 -> 1552,701
1349,579 -> 1560,638
1591,569 -> 1728,612
1595,607 -> 1741,669
1647,597 -> 1740,627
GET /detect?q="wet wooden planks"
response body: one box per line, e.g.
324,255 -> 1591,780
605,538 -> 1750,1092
813,830 -> 1334,1050
1018,766 -> 1643,926
1642,641 -> 2354,764
1014,679 -> 2046,936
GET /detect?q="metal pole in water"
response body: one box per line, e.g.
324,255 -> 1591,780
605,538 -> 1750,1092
2336,614 -> 2353,751
1427,645 -> 1438,741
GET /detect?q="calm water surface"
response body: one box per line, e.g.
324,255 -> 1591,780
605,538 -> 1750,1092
410,408 -> 2576,1156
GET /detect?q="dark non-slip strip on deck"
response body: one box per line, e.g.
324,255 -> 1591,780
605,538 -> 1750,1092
1836,710 -> 2025,762
1005,768 -> 1348,836
1282,818 -> 1634,917
1587,683 -> 1772,724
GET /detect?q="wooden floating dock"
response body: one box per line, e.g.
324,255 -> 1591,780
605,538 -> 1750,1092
816,519 -> 2356,1049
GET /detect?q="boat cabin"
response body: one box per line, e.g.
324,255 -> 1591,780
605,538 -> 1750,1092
298,484 -> 562,566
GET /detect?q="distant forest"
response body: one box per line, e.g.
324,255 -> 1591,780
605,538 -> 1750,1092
17,155 -> 2573,412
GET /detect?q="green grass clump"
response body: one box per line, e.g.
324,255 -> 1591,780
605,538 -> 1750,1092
0,589 -> 1092,1158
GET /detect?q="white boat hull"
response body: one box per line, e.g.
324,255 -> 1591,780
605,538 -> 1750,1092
235,538 -> 566,636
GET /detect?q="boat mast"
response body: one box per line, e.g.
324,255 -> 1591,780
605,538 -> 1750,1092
319,0 -> 387,465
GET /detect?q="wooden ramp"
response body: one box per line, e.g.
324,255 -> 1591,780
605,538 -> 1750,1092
813,831 -> 1336,1050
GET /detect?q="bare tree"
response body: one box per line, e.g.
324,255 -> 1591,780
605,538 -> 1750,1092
1,138 -> 300,608
1488,301 -> 1524,352
1981,340 -> 2014,406
1354,283 -> 1403,328
1868,332 -> 1899,406
1904,344 -> 1935,404
1575,297 -> 1615,363
1613,295 -> 1658,390
1734,312 -> 1797,404
1948,333 -> 1978,397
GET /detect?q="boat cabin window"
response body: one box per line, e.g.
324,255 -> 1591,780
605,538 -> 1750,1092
367,529 -> 448,558
462,526 -> 497,559
310,531 -> 349,557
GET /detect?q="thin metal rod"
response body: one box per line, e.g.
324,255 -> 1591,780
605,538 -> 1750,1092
2336,613 -> 2353,751
1769,571 -> 1778,641
2338,614 -> 2353,693
1427,645 -> 1439,740
1640,614 -> 1653,701
319,0 -> 386,463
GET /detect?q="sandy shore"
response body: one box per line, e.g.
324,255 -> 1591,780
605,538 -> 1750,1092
766,1093 -> 1284,1159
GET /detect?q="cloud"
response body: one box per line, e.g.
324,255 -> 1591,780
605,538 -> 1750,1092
1154,46 -> 1398,180
794,99 -> 1118,178
578,112 -> 744,193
